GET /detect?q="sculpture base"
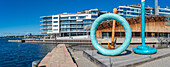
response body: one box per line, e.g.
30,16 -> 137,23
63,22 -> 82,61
133,45 -> 157,55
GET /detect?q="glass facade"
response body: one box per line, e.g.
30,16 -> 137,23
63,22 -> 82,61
53,17 -> 58,19
77,24 -> 82,27
41,8 -> 109,36
53,25 -> 58,27
61,20 -> 70,23
92,16 -> 98,19
117,7 -> 142,18
117,5 -> 154,18
70,24 -> 77,27
70,16 -> 76,19
54,21 -> 58,23
70,28 -> 77,31
159,10 -> 170,13
60,17 -> 69,20
41,22 -> 52,25
42,17 -> 52,21
70,20 -> 76,23
61,24 -> 70,28
83,19 -> 91,23
90,11 -> 98,14
78,16 -> 86,19
53,29 -> 58,31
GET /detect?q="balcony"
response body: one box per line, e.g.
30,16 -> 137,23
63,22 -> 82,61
40,24 -> 52,26
46,27 -> 52,29
40,28 -> 47,30
40,16 -> 52,18
70,27 -> 83,28
41,31 -> 47,34
118,13 -> 124,15
118,9 -> 123,11
40,19 -> 52,22
40,24 -> 46,26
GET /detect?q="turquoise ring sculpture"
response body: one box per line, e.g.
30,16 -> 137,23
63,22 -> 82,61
90,13 -> 132,56
133,0 -> 157,54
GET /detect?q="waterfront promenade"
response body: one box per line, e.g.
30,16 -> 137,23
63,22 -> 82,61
38,44 -> 77,67
23,35 -> 169,44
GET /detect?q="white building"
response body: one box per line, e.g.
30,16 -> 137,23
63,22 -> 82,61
40,8 -> 109,37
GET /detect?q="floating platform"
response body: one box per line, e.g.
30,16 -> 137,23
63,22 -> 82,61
83,47 -> 170,67
8,40 -> 25,43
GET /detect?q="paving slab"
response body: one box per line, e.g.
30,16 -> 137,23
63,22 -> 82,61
83,47 -> 170,67
38,44 -> 77,67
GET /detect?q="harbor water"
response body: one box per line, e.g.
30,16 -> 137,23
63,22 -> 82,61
0,38 -> 56,67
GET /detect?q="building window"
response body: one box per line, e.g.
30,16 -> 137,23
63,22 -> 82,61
53,17 -> 58,19
70,20 -> 76,23
70,16 -> 76,19
92,16 -> 98,19
54,21 -> 58,23
83,19 -> 91,23
61,20 -> 70,23
131,9 -> 134,11
53,29 -> 58,31
71,28 -> 77,31
83,24 -> 91,27
91,20 -> 94,23
42,17 -> 52,21
71,24 -> 77,27
90,11 -> 98,14
134,13 -> 138,15
159,10 -> 170,13
78,16 -> 86,19
61,24 -> 70,28
53,25 -> 58,27
138,10 -> 141,13
77,21 -> 82,23
77,28 -> 83,31
60,17 -> 68,20
127,12 -> 130,15
134,9 -> 138,12
127,8 -> 130,11
77,24 -> 82,27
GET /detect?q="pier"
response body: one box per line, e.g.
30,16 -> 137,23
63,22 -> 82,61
23,37 -> 170,45
38,44 -> 77,67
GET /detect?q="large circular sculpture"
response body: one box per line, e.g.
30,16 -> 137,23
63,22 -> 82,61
90,13 -> 132,56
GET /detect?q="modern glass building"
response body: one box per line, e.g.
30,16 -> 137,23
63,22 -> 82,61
158,6 -> 170,15
117,4 -> 154,18
117,0 -> 170,18
40,8 -> 109,37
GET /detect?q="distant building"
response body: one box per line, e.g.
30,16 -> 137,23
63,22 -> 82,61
117,0 -> 170,18
40,8 -> 109,37
117,4 -> 154,18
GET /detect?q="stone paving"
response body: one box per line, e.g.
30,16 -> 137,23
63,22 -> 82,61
83,47 -> 170,67
137,56 -> 170,67
70,50 -> 97,67
38,44 -> 77,67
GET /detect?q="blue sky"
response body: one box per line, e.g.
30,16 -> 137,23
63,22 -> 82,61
0,0 -> 170,36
